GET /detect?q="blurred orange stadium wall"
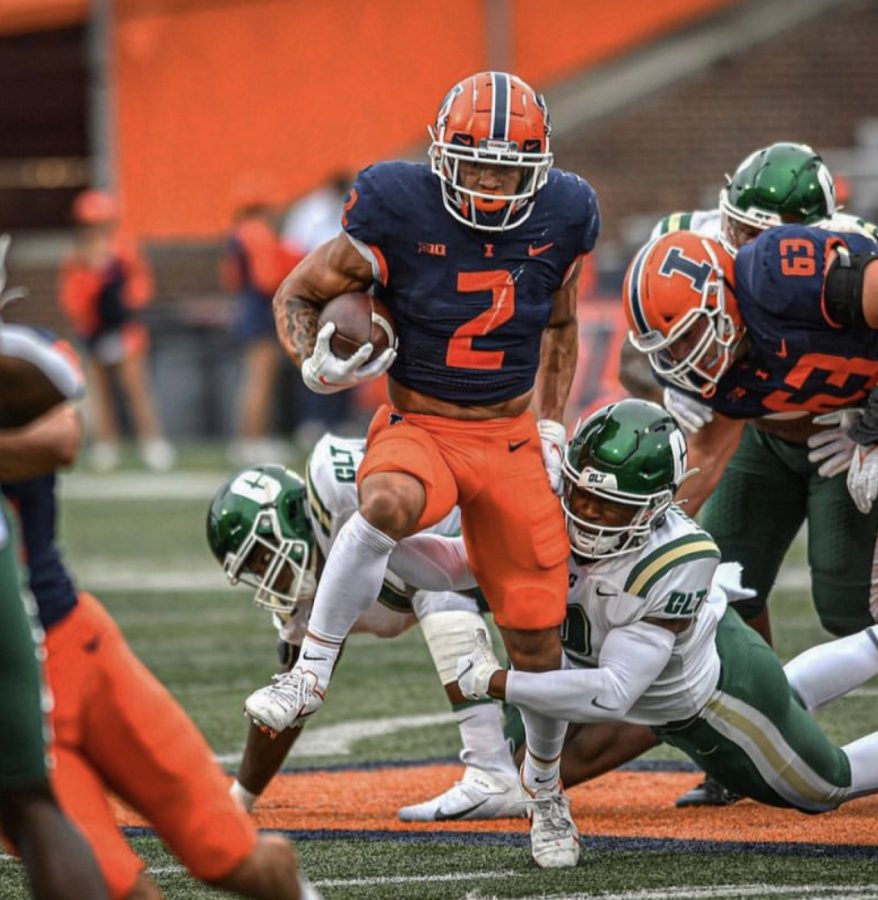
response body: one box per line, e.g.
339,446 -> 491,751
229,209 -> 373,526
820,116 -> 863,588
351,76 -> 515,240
1,0 -> 739,238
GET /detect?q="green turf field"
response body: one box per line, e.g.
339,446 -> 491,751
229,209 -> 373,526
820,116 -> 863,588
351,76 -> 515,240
2,453 -> 877,898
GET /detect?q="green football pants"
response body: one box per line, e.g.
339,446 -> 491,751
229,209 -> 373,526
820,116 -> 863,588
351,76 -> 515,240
654,608 -> 851,811
0,509 -> 50,789
701,424 -> 878,636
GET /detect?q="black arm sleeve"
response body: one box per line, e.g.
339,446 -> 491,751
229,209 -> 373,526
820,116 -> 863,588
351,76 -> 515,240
824,248 -> 878,329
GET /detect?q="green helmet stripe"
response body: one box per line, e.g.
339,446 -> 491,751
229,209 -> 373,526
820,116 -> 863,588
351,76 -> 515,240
624,534 -> 719,597
305,465 -> 332,538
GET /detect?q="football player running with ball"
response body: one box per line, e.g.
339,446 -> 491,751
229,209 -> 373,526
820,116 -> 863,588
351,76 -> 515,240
253,71 -> 600,868
208,433 -> 526,822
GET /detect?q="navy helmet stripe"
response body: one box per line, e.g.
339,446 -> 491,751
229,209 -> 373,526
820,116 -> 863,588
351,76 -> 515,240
491,72 -> 510,140
627,241 -> 653,335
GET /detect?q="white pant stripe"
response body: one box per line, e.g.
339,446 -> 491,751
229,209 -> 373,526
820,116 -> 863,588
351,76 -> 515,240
701,690 -> 846,811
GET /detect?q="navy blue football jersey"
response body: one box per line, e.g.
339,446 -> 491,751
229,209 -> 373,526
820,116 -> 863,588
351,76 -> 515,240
3,475 -> 78,630
343,162 -> 599,405
670,225 -> 878,418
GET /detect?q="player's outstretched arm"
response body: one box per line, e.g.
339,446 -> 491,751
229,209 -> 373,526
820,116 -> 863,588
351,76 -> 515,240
272,234 -> 372,368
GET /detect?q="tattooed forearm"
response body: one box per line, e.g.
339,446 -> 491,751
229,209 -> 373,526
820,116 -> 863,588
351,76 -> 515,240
274,293 -> 319,368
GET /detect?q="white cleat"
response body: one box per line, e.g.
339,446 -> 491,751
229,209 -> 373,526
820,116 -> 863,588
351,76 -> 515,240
398,766 -> 527,822
527,788 -> 581,868
244,669 -> 324,736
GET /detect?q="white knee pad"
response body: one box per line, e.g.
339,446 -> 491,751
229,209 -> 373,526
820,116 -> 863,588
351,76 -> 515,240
411,589 -> 479,619
419,609 -> 491,685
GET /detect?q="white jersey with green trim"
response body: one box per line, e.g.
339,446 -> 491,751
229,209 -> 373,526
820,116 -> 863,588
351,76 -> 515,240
650,207 -> 878,243
563,506 -> 727,725
650,209 -> 720,241
304,433 -> 461,598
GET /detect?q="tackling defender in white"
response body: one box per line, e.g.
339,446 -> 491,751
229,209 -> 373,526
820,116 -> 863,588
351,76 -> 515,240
452,399 -> 878,815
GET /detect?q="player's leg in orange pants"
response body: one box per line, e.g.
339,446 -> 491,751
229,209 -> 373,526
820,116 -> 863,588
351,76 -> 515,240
46,593 -> 258,898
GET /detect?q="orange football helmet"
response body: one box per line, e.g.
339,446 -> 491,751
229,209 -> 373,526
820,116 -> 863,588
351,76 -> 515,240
428,71 -> 552,231
623,232 -> 744,397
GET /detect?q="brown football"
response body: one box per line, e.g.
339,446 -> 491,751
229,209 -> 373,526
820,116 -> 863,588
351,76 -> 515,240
318,292 -> 396,362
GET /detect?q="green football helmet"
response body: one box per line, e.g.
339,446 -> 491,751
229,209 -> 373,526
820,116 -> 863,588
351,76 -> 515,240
206,464 -> 316,613
561,399 -> 691,560
718,142 -> 836,250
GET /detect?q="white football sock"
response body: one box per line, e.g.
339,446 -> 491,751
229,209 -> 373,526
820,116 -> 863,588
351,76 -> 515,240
520,707 -> 566,794
296,512 -> 396,689
307,511 -> 396,642
784,626 -> 878,712
842,731 -> 878,798
456,702 -> 517,777
229,780 -> 258,813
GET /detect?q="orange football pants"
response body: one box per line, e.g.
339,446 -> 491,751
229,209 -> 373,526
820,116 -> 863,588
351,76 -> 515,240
359,404 -> 569,630
44,593 -> 256,899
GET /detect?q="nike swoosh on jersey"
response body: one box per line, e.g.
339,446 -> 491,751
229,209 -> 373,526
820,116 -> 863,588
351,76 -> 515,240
590,697 -> 617,711
595,587 -> 616,597
434,798 -> 490,820
528,242 -> 554,257
508,438 -> 530,452
776,339 -> 788,358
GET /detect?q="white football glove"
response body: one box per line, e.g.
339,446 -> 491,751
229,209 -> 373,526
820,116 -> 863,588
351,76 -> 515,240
807,409 -> 864,478
662,386 -> 713,434
301,322 -> 397,395
847,443 -> 878,515
537,418 -> 566,495
456,629 -> 502,701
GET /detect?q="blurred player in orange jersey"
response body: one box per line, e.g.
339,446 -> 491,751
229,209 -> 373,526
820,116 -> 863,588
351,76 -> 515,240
58,189 -> 175,473
0,325 -> 318,899
0,276 -> 109,898
221,190 -> 304,465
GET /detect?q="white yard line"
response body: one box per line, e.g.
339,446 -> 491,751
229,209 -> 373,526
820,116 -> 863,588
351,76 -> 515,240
215,712 -> 456,762
319,870 -> 520,887
510,887 -> 878,900
60,471 -> 226,501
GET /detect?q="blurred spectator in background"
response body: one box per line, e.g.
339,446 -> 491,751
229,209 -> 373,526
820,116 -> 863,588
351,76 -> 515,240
222,190 -> 303,466
58,189 -> 175,473
281,171 -> 358,448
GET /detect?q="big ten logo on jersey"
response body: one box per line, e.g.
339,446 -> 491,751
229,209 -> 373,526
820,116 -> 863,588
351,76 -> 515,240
329,445 -> 356,482
663,589 -> 708,617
